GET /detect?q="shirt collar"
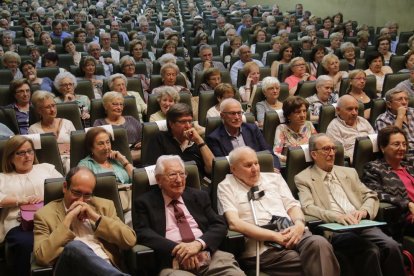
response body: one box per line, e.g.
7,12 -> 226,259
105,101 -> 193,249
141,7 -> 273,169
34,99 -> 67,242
162,190 -> 184,207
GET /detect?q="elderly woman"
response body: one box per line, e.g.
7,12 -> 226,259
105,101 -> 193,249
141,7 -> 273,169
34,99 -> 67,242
347,69 -> 373,119
20,60 -> 53,92
270,44 -> 294,79
376,35 -> 394,66
239,61 -> 261,102
306,75 -> 336,122
364,51 -> 393,95
321,17 -> 333,38
53,71 -> 90,120
340,42 -> 357,70
1,31 -> 18,52
262,36 -> 283,65
3,51 -> 23,79
73,28 -> 88,52
93,92 -> 142,162
77,56 -> 106,99
28,90 -> 75,172
107,73 -> 147,122
285,57 -> 316,95
399,50 -> 414,73
256,76 -> 283,128
6,79 -> 32,134
119,55 -> 150,96
149,86 -> 180,121
309,45 -> 327,77
207,83 -> 236,118
23,26 -> 36,46
31,22 -> 43,34
326,32 -> 342,54
39,31 -> 56,52
0,135 -> 62,276
250,29 -> 267,54
62,37 -> 81,66
129,39 -> 152,76
321,53 -> 349,93
199,68 -> 222,93
152,63 -> 191,95
273,96 -> 317,162
362,126 -> 414,238
224,35 -> 242,69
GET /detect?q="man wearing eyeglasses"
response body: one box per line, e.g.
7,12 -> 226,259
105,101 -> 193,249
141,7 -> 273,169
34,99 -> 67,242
134,155 -> 245,275
146,103 -> 214,183
206,98 -> 281,169
295,134 -> 405,276
326,95 -> 375,163
33,167 -> 136,275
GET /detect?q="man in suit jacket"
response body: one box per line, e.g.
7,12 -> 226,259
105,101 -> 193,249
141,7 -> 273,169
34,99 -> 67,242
34,167 -> 136,275
206,98 -> 281,168
133,155 -> 245,275
295,134 -> 405,276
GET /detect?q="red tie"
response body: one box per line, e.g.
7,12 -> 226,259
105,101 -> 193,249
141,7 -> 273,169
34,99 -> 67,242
171,199 -> 195,243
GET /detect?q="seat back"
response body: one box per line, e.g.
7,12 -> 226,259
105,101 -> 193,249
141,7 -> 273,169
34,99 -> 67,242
369,98 -> 386,127
236,67 -> 271,88
75,80 -> 95,100
0,133 -> 64,174
89,96 -> 140,126
295,81 -> 317,98
389,55 -> 406,73
285,143 -> 344,197
0,85 -> 13,106
317,105 -> 336,133
70,127 -> 132,168
352,136 -> 380,178
44,172 -> 124,221
147,92 -> 192,119
381,73 -> 410,97
339,75 -> 377,98
210,151 -> 274,212
0,107 -> 19,134
30,102 -> 83,130
140,122 -> 161,166
36,67 -> 60,80
0,70 -> 13,85
262,110 -> 282,147
198,91 -> 217,127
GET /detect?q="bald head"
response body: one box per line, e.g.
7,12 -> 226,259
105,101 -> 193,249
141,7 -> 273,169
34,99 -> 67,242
336,95 -> 359,126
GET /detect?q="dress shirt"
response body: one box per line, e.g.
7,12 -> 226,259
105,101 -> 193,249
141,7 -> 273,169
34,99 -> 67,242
224,127 -> 246,149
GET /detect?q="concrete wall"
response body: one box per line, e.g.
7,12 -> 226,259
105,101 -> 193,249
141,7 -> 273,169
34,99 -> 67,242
249,0 -> 413,32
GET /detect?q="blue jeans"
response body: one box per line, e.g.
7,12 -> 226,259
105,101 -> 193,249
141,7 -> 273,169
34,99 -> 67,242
54,240 -> 130,276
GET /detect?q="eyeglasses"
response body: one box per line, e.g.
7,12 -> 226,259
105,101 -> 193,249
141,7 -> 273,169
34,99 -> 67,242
15,89 -> 30,95
111,102 -> 124,107
351,77 -> 366,81
165,172 -> 187,180
122,63 -> 135,68
292,63 -> 306,67
389,142 -> 407,149
15,149 -> 34,156
314,146 -> 338,155
391,96 -> 409,103
42,103 -> 56,110
70,188 -> 93,200
60,82 -> 74,87
175,119 -> 193,125
222,111 -> 244,116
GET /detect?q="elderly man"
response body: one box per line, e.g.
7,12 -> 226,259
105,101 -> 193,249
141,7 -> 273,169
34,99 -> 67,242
295,134 -> 405,276
218,146 -> 339,275
100,32 -> 120,64
306,75 -> 336,122
88,42 -> 114,77
134,155 -> 245,275
50,20 -> 71,41
220,27 -> 236,56
211,16 -> 226,40
206,98 -> 280,169
192,44 -> 225,84
326,95 -> 374,162
110,20 -> 129,44
230,45 -> 264,86
34,167 -> 136,275
236,14 -> 253,35
376,88 -> 414,150
145,103 -> 214,180
85,22 -> 99,43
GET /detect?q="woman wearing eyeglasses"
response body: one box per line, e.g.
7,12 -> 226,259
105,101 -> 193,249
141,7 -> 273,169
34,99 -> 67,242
285,57 -> 316,95
0,135 -> 62,276
28,90 -> 75,173
273,96 -> 317,162
347,69 -> 375,119
362,126 -> 414,239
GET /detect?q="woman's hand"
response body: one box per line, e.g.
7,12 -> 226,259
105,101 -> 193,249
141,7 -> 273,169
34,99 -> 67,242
301,73 -> 311,81
64,93 -> 75,102
110,150 -> 128,165
20,195 -> 43,205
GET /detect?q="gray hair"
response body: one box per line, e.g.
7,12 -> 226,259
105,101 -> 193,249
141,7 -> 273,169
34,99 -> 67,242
305,25 -> 315,32
3,51 -> 21,65
198,44 -> 212,54
289,57 -> 306,70
321,53 -> 339,70
337,94 -> 357,108
329,32 -> 342,41
261,76 -> 280,92
315,75 -> 333,88
31,90 -> 55,110
87,41 -> 101,52
155,86 -> 180,103
119,55 -> 136,68
154,155 -> 185,176
228,146 -> 256,166
102,91 -> 124,109
309,133 -> 330,156
108,73 -> 128,90
385,88 -> 408,102
219,98 -> 241,112
54,71 -> 78,91
158,53 -> 177,66
160,63 -> 179,76
100,32 -> 110,39
340,42 -> 355,54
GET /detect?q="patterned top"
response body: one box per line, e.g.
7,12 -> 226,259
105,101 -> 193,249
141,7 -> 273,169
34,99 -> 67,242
6,103 -> 30,134
375,107 -> 414,150
273,121 -> 317,159
306,94 -> 337,117
93,115 -> 142,144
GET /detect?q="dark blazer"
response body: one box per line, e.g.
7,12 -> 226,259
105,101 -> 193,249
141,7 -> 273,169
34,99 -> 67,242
206,122 -> 281,168
133,186 -> 227,270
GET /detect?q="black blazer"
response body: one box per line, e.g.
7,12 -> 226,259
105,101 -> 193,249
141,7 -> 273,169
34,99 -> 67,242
133,186 -> 227,270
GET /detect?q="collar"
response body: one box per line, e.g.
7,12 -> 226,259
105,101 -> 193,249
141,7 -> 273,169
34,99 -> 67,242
162,190 -> 184,207
224,125 -> 242,137
336,116 -> 360,128
313,164 -> 335,181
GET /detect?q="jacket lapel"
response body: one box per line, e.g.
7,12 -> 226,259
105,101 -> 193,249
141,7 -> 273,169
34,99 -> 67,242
309,166 -> 331,210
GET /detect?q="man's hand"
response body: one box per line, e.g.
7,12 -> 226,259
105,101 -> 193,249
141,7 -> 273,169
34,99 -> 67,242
63,201 -> 100,228
172,241 -> 202,263
351,210 -> 368,222
280,222 -> 305,249
397,106 -> 407,119
183,127 -> 204,145
203,60 -> 212,70
335,213 -> 359,225
179,255 -> 200,271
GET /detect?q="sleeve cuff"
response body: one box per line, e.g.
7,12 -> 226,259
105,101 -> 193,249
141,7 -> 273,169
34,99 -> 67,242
196,238 -> 206,250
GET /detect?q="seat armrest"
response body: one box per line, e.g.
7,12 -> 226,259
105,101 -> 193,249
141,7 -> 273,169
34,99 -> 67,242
130,244 -> 155,274
30,254 -> 53,276
219,230 -> 245,257
305,214 -> 324,234
376,202 -> 400,224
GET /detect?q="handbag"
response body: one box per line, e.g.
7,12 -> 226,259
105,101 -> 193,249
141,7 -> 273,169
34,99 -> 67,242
20,202 -> 44,231
403,250 -> 414,276
118,184 -> 132,213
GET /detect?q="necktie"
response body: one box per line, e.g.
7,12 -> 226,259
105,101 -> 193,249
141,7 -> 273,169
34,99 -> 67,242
326,173 -> 355,213
171,199 -> 195,243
